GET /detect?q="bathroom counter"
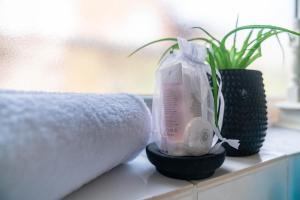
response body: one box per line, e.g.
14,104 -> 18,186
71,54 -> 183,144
64,154 -> 194,200
65,126 -> 300,200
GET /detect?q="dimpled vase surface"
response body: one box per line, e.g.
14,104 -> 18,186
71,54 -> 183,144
220,69 -> 268,156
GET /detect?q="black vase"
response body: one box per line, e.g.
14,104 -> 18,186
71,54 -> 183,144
220,69 -> 268,156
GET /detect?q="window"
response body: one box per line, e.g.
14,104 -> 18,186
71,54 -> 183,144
0,0 -> 294,120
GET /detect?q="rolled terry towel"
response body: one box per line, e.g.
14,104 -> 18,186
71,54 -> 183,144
0,90 -> 151,200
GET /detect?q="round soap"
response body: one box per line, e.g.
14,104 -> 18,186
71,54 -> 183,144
183,117 -> 213,156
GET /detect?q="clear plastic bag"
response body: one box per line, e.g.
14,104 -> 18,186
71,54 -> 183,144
152,38 -> 239,156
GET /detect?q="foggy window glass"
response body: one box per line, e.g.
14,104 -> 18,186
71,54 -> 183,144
0,0 -> 294,97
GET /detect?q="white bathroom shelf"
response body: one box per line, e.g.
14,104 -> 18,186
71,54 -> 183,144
65,127 -> 300,200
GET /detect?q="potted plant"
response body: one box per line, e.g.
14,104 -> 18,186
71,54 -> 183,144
130,24 -> 300,156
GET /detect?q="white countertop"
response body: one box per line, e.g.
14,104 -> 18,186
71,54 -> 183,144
65,126 -> 300,200
64,153 -> 193,200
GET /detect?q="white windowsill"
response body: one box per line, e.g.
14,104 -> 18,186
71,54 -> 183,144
64,126 -> 300,200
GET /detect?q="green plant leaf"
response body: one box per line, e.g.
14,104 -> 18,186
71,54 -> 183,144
247,28 -> 264,47
238,30 -> 281,68
158,37 -> 215,63
233,29 -> 268,68
233,30 -> 254,67
244,46 -> 262,68
192,27 -> 221,43
189,37 -> 230,68
232,15 -> 239,52
158,43 -> 178,63
221,25 -> 300,47
274,32 -> 285,65
128,37 -> 177,57
207,49 -> 219,124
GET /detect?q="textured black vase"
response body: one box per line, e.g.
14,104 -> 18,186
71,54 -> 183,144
220,69 -> 268,156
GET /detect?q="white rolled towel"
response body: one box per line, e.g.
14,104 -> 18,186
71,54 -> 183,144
0,90 -> 151,200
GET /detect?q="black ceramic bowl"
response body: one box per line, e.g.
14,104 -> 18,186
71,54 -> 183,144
146,143 -> 226,180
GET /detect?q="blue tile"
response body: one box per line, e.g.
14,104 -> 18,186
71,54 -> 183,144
289,153 -> 300,200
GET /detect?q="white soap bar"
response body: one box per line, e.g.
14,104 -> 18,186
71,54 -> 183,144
184,117 -> 214,156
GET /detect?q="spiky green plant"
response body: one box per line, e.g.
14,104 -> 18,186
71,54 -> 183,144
129,25 -> 300,126
129,25 -> 300,69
